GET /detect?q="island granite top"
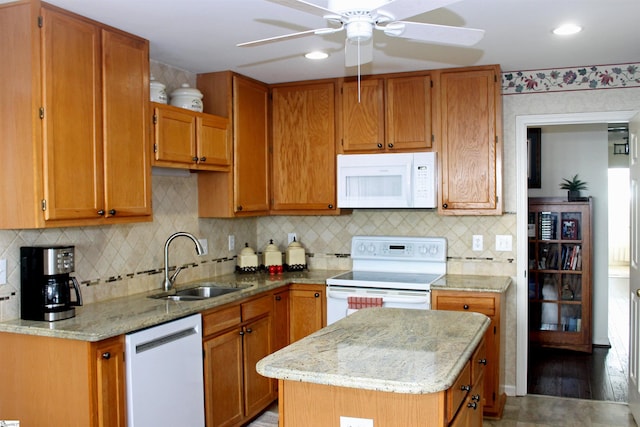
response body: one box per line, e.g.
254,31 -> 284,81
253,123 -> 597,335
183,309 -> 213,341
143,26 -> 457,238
256,308 -> 490,395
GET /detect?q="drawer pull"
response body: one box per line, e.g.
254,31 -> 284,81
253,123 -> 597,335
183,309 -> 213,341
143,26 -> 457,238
478,358 -> 487,365
463,304 -> 469,310
460,384 -> 471,392
102,352 -> 111,360
275,295 -> 282,301
246,328 -> 253,333
314,293 -> 320,298
467,402 -> 478,410
472,394 -> 481,402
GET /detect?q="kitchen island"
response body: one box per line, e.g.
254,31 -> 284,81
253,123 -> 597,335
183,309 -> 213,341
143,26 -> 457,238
257,308 -> 490,427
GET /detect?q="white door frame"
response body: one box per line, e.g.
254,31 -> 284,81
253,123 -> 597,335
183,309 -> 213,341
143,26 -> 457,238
515,110 -> 637,395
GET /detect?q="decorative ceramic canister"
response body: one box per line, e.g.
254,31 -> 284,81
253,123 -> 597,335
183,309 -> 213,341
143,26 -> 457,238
263,239 -> 283,274
236,243 -> 259,273
149,75 -> 168,104
285,237 -> 306,271
170,83 -> 204,112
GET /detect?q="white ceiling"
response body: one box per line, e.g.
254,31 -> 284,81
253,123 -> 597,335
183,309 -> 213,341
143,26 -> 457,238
26,0 -> 640,83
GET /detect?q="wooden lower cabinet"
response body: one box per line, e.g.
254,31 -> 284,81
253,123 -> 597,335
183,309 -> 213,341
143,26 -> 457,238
432,290 -> 506,419
0,332 -> 126,427
288,283 -> 326,343
202,295 -> 276,427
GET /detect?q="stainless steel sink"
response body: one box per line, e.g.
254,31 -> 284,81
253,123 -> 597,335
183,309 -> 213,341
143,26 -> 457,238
149,286 -> 242,301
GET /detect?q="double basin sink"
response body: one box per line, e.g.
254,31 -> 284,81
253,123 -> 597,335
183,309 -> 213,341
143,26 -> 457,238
149,285 -> 243,302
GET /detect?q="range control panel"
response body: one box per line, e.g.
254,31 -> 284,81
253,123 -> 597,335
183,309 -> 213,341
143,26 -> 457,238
350,236 -> 447,263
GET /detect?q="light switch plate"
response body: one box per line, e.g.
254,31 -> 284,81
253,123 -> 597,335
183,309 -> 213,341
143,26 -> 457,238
472,235 -> 483,251
0,259 -> 6,285
198,239 -> 208,256
228,235 -> 235,251
496,235 -> 513,251
340,416 -> 373,427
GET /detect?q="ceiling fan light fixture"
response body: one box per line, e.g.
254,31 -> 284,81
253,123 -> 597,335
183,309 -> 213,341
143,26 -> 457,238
305,51 -> 329,60
346,19 -> 373,42
553,23 -> 582,36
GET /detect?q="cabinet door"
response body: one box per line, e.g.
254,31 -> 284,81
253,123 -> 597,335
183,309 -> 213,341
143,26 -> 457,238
436,66 -> 502,215
196,114 -> 231,169
94,336 -> 126,427
386,75 -> 432,151
289,285 -> 326,343
203,328 -> 244,427
233,76 -> 269,213
243,315 -> 275,418
153,104 -> 197,166
271,83 -> 337,211
102,29 -> 151,218
273,289 -> 290,352
340,78 -> 385,152
41,8 -> 104,221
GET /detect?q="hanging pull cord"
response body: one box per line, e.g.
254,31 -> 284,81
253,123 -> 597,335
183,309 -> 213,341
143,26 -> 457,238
357,38 -> 361,103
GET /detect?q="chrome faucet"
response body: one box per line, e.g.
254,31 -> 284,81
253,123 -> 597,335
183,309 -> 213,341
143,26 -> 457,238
163,232 -> 205,292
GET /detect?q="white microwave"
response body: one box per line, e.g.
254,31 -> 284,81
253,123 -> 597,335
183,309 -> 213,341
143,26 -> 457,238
337,152 -> 436,208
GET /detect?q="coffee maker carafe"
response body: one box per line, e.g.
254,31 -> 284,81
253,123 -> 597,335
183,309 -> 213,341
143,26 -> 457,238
21,246 -> 83,321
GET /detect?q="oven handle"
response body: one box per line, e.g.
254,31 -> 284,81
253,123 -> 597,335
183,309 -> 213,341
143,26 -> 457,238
327,289 -> 429,304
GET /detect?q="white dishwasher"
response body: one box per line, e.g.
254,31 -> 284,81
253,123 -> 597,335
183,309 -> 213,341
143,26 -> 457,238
125,313 -> 205,427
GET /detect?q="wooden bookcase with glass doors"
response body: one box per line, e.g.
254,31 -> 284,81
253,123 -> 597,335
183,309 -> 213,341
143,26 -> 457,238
528,197 -> 593,353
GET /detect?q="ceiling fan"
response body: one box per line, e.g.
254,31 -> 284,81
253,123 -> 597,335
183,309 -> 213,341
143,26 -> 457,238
237,0 -> 485,67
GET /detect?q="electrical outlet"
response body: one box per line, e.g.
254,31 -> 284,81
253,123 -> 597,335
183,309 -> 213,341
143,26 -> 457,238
228,235 -> 235,251
288,233 -> 297,244
472,235 -> 483,251
0,259 -> 6,285
339,416 -> 373,427
198,239 -> 208,256
496,235 -> 513,251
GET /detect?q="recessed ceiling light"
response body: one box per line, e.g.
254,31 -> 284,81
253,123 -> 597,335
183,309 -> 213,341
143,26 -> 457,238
553,23 -> 582,36
305,51 -> 329,60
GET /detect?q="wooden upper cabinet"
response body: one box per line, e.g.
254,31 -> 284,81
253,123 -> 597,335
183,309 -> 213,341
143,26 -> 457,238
41,7 -> 104,221
152,103 -> 230,171
197,72 -> 269,217
0,2 -> 151,228
340,73 -> 432,153
271,82 -> 337,213
102,28 -> 152,218
386,75 -> 432,151
434,65 -> 503,215
340,78 -> 385,152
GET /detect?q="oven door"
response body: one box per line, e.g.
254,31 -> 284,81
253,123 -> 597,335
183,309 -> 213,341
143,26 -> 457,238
326,285 -> 430,325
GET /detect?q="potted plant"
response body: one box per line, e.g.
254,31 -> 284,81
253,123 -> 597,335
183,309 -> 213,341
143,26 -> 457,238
559,174 -> 588,201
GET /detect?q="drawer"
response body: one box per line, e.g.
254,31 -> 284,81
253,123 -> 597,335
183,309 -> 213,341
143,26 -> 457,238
471,338 -> 486,387
202,305 -> 241,337
241,294 -> 272,320
446,360 -> 471,422
434,295 -> 495,317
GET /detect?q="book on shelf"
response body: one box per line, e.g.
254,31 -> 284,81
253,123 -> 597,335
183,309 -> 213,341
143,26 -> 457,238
562,218 -> 579,240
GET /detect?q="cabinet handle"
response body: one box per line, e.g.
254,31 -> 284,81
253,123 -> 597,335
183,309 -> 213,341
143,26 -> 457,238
275,295 -> 282,301
467,402 -> 478,410
102,352 -> 111,360
377,143 -> 383,149
237,206 -> 243,211
463,304 -> 469,310
314,293 -> 320,298
460,384 -> 471,391
328,204 -> 334,209
239,330 -> 245,336
636,289 -> 640,298
472,394 -> 481,402
109,209 -> 116,216
246,328 -> 253,333
97,210 -> 105,216
192,156 -> 199,162
442,203 -> 448,209
200,156 -> 207,162
387,143 -> 394,148
478,358 -> 487,365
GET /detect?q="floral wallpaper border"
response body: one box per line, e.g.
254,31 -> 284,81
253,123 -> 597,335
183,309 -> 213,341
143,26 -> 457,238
501,62 -> 640,95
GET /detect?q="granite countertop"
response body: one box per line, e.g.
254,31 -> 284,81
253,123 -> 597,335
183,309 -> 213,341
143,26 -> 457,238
256,308 -> 490,394
431,274 -> 512,293
0,270 -> 345,342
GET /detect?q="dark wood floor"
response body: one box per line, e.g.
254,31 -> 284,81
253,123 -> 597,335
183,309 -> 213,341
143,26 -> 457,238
527,273 -> 629,402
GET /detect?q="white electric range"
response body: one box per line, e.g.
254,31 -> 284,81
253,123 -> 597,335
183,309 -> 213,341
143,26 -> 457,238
326,235 -> 447,324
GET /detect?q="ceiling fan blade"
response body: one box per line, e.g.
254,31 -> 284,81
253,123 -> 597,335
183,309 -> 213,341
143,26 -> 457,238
375,0 -> 464,21
237,27 -> 343,47
266,0 -> 337,18
383,21 -> 484,46
344,39 -> 373,67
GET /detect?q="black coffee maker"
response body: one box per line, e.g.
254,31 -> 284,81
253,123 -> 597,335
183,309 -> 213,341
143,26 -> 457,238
21,245 -> 83,321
